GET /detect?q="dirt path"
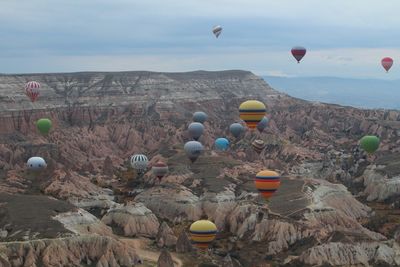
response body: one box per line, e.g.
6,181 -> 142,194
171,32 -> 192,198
121,237 -> 183,267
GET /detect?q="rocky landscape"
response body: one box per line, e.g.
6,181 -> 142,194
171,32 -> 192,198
0,70 -> 399,266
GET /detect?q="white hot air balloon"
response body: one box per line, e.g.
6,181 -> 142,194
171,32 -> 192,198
130,154 -> 149,174
27,157 -> 47,171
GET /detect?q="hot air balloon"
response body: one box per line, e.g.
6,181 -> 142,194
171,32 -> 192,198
254,170 -> 280,200
212,25 -> 222,38
229,123 -> 244,138
36,118 -> 52,135
152,161 -> 168,180
252,139 -> 266,154
215,138 -> 229,151
257,117 -> 269,133
184,141 -> 204,163
27,157 -> 47,171
130,154 -> 148,174
291,46 -> 306,63
189,220 -> 217,250
188,122 -> 204,141
381,57 -> 393,73
239,100 -> 266,130
193,111 -> 208,124
25,81 -> 40,102
360,135 -> 380,154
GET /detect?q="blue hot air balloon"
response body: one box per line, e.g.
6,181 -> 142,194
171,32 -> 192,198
193,111 -> 208,124
215,138 -> 229,151
229,123 -> 244,139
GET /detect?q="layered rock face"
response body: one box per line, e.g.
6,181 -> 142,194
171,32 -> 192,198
0,70 -> 399,266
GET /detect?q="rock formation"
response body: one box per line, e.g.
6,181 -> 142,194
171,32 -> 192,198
0,70 -> 399,266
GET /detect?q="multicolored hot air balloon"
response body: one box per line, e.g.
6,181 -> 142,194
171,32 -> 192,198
239,100 -> 266,130
130,154 -> 148,174
36,118 -> 52,135
381,57 -> 393,73
360,135 -> 380,154
188,122 -> 204,141
189,220 -> 217,250
184,141 -> 204,163
291,46 -> 307,63
152,161 -> 168,180
229,123 -> 244,138
193,111 -> 208,124
257,117 -> 269,133
25,81 -> 40,102
212,25 -> 222,38
215,138 -> 229,151
254,170 -> 280,200
27,157 -> 47,171
252,139 -> 266,154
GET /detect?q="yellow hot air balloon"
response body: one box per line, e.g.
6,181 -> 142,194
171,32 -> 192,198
239,100 -> 266,129
189,220 -> 217,250
254,170 -> 280,200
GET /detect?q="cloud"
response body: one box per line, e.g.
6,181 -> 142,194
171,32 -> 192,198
0,0 -> 400,77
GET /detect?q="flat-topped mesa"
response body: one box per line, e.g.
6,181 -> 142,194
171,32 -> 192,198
0,70 -> 283,113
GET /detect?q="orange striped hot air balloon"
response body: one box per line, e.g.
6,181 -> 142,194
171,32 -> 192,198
254,170 -> 280,200
239,100 -> 266,130
189,220 -> 217,250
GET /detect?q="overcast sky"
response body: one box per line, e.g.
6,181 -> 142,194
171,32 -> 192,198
1,0 -> 400,78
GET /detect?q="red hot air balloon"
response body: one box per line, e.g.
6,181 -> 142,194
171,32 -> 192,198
25,81 -> 40,102
291,46 -> 307,63
152,161 -> 168,181
381,57 -> 393,73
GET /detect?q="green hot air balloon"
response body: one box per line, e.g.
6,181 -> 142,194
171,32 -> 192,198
360,135 -> 380,154
36,118 -> 52,135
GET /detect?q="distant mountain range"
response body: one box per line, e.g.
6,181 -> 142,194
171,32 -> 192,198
264,76 -> 400,110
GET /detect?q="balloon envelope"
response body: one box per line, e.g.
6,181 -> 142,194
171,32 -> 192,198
229,123 -> 244,138
152,161 -> 168,180
212,25 -> 222,38
184,141 -> 204,163
252,139 -> 266,154
25,81 -> 40,102
254,170 -> 280,200
27,157 -> 47,171
360,135 -> 380,154
215,138 -> 229,151
36,118 -> 52,135
130,154 -> 148,173
193,111 -> 208,123
189,220 -> 217,250
188,122 -> 204,141
239,100 -> 266,129
257,117 -> 269,133
291,46 -> 306,63
381,57 -> 393,72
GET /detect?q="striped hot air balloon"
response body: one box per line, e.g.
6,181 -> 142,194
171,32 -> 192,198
239,100 -> 266,130
252,139 -> 266,154
130,154 -> 148,174
189,220 -> 217,250
25,81 -> 40,102
254,170 -> 281,200
152,161 -> 168,180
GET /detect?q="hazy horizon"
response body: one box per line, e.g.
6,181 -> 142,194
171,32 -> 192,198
264,75 -> 400,110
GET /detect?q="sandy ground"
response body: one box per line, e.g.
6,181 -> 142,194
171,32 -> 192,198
121,237 -> 183,267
